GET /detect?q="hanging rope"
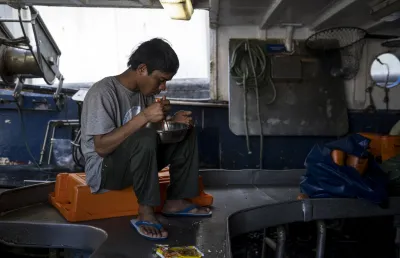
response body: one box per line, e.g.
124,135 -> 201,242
230,39 -> 276,169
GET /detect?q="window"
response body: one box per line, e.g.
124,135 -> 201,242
7,6 -> 211,99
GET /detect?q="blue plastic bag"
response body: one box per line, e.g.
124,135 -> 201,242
300,134 -> 388,205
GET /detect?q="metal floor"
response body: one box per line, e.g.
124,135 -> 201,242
0,170 -> 302,258
3,169 -> 400,258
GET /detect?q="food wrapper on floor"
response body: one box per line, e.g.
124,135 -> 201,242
155,245 -> 204,258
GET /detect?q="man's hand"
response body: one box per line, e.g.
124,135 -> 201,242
157,96 -> 171,114
143,102 -> 165,123
143,96 -> 171,123
172,110 -> 193,126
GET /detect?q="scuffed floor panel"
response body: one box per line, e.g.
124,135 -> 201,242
0,185 -> 298,258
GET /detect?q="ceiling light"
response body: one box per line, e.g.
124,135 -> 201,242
379,11 -> 400,22
159,0 -> 194,20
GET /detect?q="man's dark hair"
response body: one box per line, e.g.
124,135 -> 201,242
127,38 -> 179,75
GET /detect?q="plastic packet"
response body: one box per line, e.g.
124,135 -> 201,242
155,245 -> 204,258
52,138 -> 74,169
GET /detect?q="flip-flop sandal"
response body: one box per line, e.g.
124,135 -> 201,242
161,204 -> 212,217
130,219 -> 168,241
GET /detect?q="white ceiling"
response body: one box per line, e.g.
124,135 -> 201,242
0,0 -> 399,34
214,0 -> 400,34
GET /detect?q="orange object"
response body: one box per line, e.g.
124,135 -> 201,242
331,150 -> 345,166
297,193 -> 309,200
346,155 -> 368,175
359,133 -> 400,161
358,133 -> 382,157
381,135 -> 400,161
49,168 -> 213,222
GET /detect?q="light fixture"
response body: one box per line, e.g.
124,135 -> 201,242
370,0 -> 400,21
159,0 -> 194,20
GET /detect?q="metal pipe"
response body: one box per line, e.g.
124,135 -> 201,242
4,47 -> 42,77
263,234 -> 288,258
47,121 -> 80,165
24,180 -> 54,186
50,119 -> 79,124
261,229 -> 268,258
169,100 -> 228,108
276,226 -> 286,258
284,25 -> 295,53
47,126 -> 56,165
39,119 -> 79,164
39,122 -> 52,165
265,237 -> 277,251
316,220 -> 326,258
0,19 -> 33,23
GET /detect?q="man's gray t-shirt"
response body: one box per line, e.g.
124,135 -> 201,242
81,76 -> 154,193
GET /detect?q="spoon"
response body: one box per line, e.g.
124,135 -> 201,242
155,97 -> 170,131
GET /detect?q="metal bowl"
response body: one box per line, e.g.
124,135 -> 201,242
146,121 -> 189,144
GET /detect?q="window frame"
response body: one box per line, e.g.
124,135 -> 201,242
0,5 -> 217,101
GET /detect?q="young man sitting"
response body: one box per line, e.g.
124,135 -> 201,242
80,38 -> 211,240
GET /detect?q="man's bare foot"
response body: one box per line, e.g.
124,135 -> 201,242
137,205 -> 168,239
162,199 -> 211,215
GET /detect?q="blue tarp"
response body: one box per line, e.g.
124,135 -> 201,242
300,134 -> 388,205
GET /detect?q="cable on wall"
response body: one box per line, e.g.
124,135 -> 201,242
230,39 -> 276,169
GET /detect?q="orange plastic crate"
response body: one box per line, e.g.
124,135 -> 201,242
359,133 -> 400,161
381,135 -> 400,161
49,168 -> 213,222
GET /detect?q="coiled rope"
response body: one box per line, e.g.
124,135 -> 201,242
230,39 -> 276,169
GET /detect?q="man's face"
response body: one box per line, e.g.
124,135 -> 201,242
136,64 -> 174,96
